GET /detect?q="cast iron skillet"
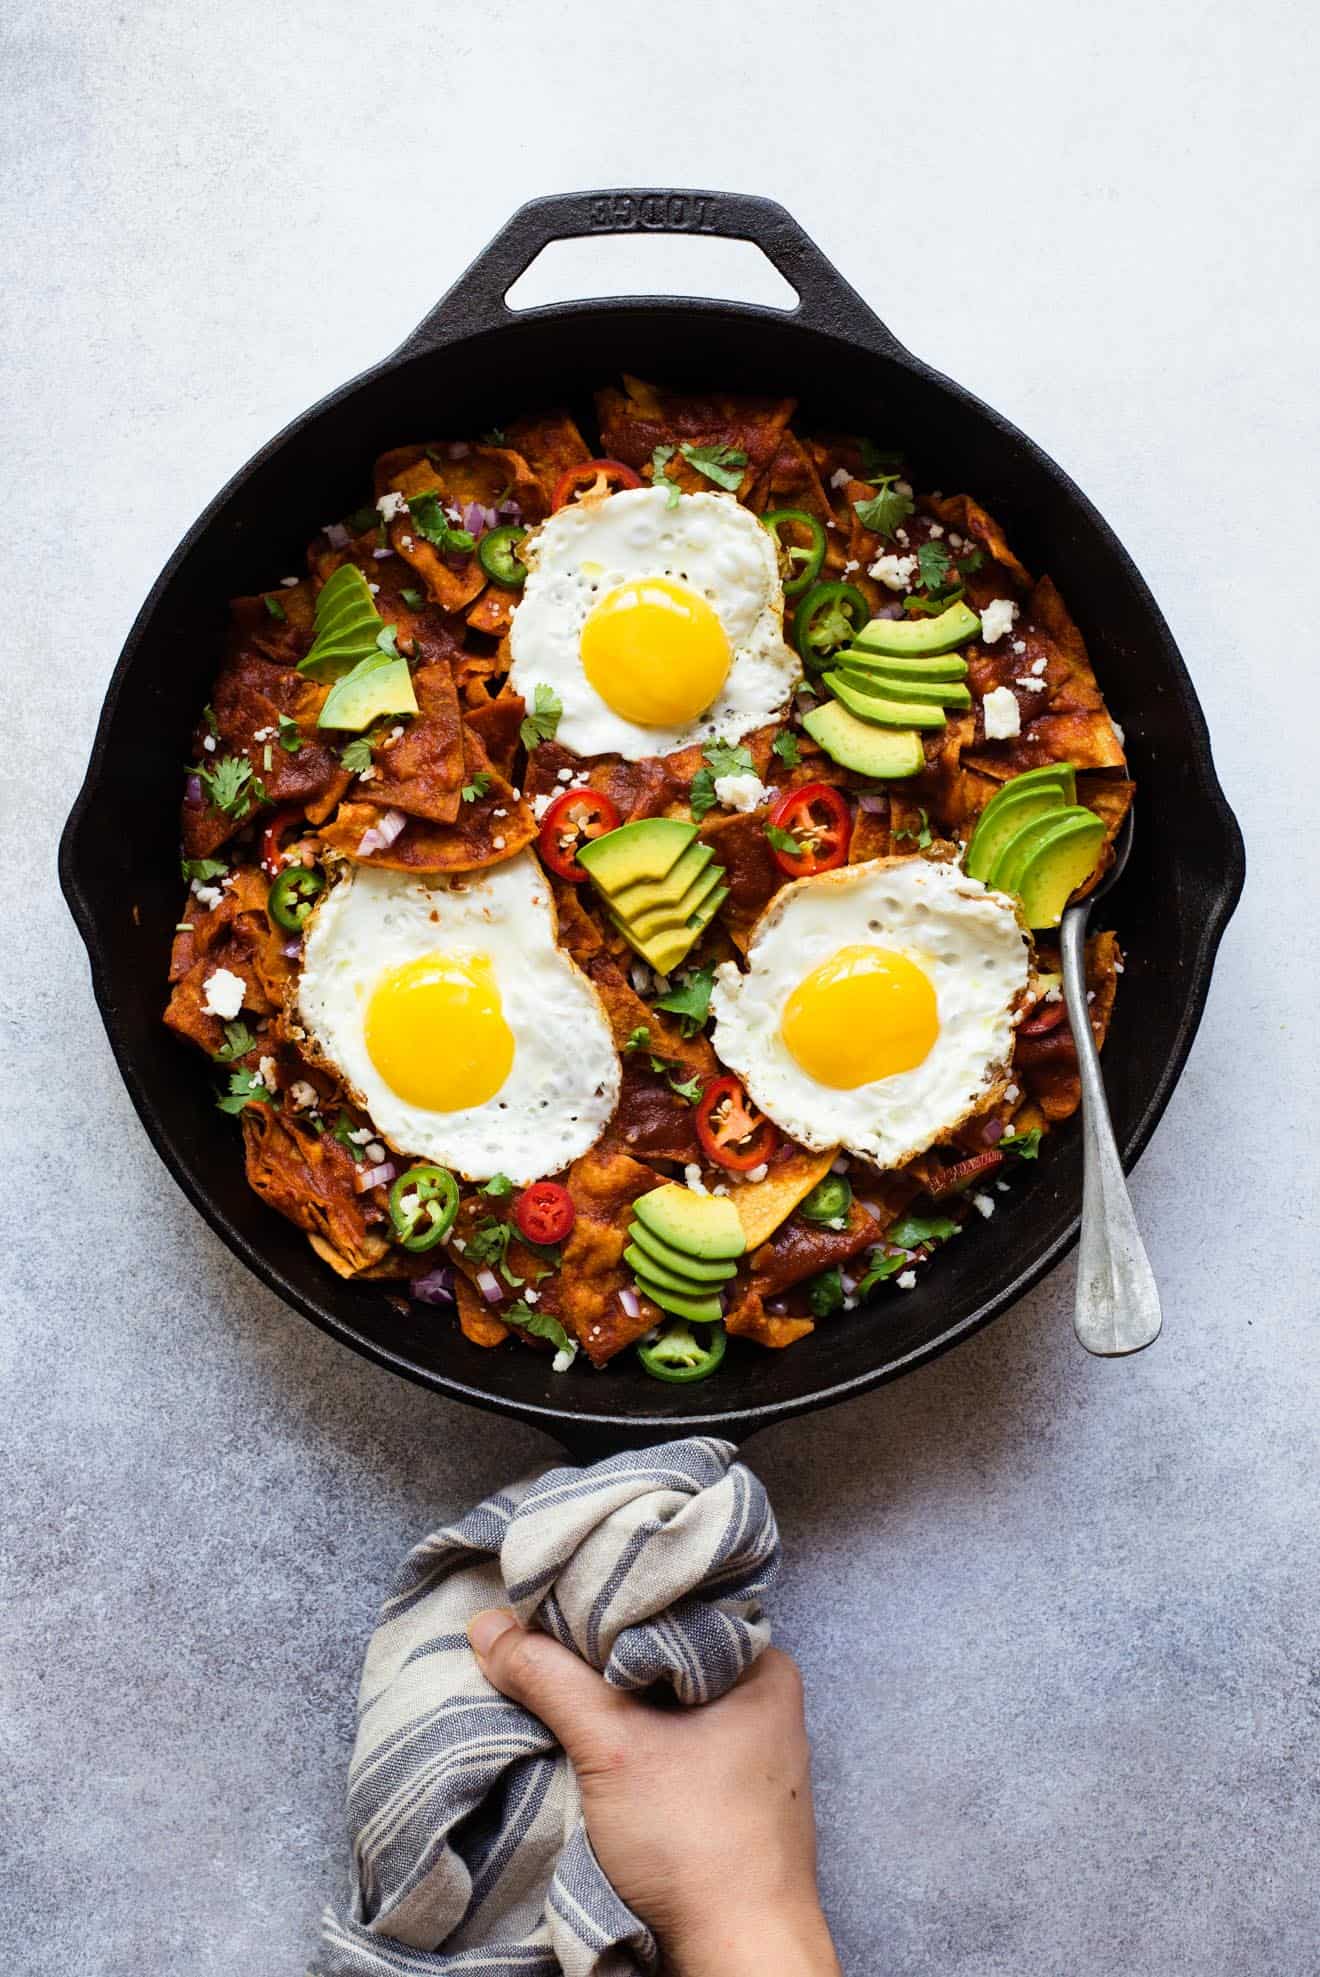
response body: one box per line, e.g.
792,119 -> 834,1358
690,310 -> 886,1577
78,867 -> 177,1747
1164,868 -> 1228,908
60,189 -> 1244,1456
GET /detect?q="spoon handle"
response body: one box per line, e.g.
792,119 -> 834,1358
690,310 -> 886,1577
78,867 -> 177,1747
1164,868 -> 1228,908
1059,905 -> 1163,1356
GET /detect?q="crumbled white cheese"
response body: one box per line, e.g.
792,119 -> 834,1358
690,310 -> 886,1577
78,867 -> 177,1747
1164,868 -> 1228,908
258,1055 -> 278,1090
557,768 -> 574,784
980,598 -> 1019,645
972,1192 -> 996,1219
894,527 -> 910,546
842,558 -> 860,575
1112,720 -> 1125,746
190,880 -> 223,911
870,553 -> 918,592
347,1127 -> 373,1145
357,766 -> 377,782
745,1162 -> 769,1184
366,1141 -> 386,1164
982,686 -> 1021,740
996,1181 -> 1010,1193
400,534 -> 414,549
387,726 -> 404,744
492,835 -> 505,850
289,1081 -> 317,1112
280,575 -> 299,588
1043,984 -> 1062,1003
830,467 -> 852,490
926,522 -> 945,539
252,726 -> 276,743
713,771 -> 773,814
843,1295 -> 859,1311
201,968 -> 246,1019
376,490 -> 408,522
531,792 -> 554,820
551,1345 -> 577,1373
896,1269 -> 918,1291
1031,656 -> 1047,676
522,1288 -> 539,1305
895,479 -> 913,497
372,547 -> 394,561
367,583 -> 380,596
323,522 -> 350,548
684,1164 -> 709,1196
1012,639 -> 1027,656
948,532 -> 964,550
1004,1083 -> 1020,1104
1017,676 -> 1048,693
202,734 -> 217,753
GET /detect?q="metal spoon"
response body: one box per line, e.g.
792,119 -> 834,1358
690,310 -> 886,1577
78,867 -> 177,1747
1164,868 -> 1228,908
1057,812 -> 1162,1356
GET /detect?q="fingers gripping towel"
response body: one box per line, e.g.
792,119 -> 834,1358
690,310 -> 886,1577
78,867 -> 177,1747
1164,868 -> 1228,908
314,1436 -> 780,1977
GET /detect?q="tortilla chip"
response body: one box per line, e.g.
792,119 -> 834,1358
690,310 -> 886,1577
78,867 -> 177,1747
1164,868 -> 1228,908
321,722 -> 536,873
555,1148 -> 668,1364
928,493 -> 1033,589
358,663 -> 465,824
596,377 -> 795,501
502,410 -> 592,506
454,1275 -> 511,1348
242,1107 -> 390,1276
732,1146 -> 838,1251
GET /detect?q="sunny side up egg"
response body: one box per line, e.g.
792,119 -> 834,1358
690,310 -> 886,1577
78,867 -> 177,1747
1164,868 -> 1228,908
710,857 -> 1030,1169
507,483 -> 801,760
297,854 -> 620,1184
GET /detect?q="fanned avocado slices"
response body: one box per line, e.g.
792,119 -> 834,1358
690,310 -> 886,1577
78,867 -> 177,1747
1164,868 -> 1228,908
299,565 -> 386,681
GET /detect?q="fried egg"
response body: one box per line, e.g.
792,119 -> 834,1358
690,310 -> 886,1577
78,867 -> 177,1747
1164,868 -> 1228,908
507,483 -> 800,759
297,854 -> 620,1184
710,857 -> 1029,1168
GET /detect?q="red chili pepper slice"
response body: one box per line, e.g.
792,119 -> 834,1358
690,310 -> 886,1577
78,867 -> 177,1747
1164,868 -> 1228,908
765,782 -> 852,878
260,804 -> 305,879
512,1180 -> 576,1246
551,458 -> 644,510
1019,998 -> 1068,1038
695,1076 -> 780,1172
537,787 -> 621,883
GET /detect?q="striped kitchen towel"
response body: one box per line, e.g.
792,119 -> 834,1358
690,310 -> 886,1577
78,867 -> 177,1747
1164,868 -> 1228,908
313,1435 -> 780,1977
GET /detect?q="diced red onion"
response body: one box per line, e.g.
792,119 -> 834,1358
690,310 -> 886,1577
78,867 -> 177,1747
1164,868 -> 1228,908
445,502 -> 464,523
354,1160 -> 396,1193
831,1154 -> 850,1174
371,546 -> 394,560
840,1273 -> 857,1296
766,1301 -> 788,1316
185,774 -> 202,805
412,1265 -> 454,1306
476,1267 -> 503,1303
982,1116 -> 1006,1146
324,522 -> 350,548
357,808 -> 407,857
497,497 -> 522,520
858,793 -> 888,814
618,1287 -> 641,1319
461,500 -> 487,536
281,937 -> 302,959
859,1199 -> 883,1221
874,600 -> 905,620
448,441 -> 470,460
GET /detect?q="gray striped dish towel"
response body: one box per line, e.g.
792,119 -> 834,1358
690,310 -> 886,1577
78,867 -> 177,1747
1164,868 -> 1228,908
313,1435 -> 780,1977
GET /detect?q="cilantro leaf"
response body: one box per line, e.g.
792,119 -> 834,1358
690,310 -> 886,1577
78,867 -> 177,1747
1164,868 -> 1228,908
520,683 -> 563,750
1002,1128 -> 1042,1160
181,856 -> 227,884
216,1067 -> 272,1114
400,586 -> 426,610
462,771 -> 493,804
807,1266 -> 845,1318
277,714 -> 302,754
407,491 -> 475,556
651,443 -> 681,509
957,547 -> 985,575
345,503 -> 380,535
680,442 -> 747,491
691,738 -> 754,822
688,770 -> 717,822
765,823 -> 803,858
916,540 -> 954,594
667,1072 -> 704,1104
887,1212 -> 959,1250
894,806 -> 933,849
480,1173 -> 514,1198
212,1020 -> 256,1063
263,594 -> 287,623
857,1250 -> 911,1294
506,1302 -> 576,1359
332,1112 -> 368,1162
653,965 -> 715,1036
468,1217 -> 525,1287
904,586 -> 965,618
853,481 -> 915,540
481,427 -> 508,445
624,1025 -> 651,1053
196,754 -> 261,819
772,730 -> 801,767
340,737 -> 373,773
859,440 -> 905,479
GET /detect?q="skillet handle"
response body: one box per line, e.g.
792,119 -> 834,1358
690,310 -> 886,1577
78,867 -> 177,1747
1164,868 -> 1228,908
396,188 -> 906,360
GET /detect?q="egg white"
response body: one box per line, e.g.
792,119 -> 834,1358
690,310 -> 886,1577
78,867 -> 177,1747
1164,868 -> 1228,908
710,856 -> 1030,1169
507,484 -> 801,759
297,854 -> 620,1184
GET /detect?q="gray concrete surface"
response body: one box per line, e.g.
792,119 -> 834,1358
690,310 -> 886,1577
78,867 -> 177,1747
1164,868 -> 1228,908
3,3 -> 1317,1971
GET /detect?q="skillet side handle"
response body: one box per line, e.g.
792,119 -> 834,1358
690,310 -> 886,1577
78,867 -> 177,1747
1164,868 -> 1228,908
395,188 -> 907,360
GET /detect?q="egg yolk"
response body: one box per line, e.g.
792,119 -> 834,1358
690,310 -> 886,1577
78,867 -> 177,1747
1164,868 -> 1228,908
579,577 -> 731,725
365,953 -> 514,1111
780,944 -> 939,1088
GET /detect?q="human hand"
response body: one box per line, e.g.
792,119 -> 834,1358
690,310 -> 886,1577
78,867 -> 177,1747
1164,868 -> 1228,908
468,1610 -> 841,1977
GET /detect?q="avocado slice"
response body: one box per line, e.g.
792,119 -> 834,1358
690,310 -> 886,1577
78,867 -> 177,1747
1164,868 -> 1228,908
982,762 -> 1078,807
629,864 -> 725,942
823,673 -> 948,731
964,783 -> 1067,882
299,565 -> 384,680
802,702 -> 924,779
999,810 -> 1106,929
624,1217 -> 739,1281
628,1220 -> 739,1283
634,1183 -> 745,1261
991,804 -> 1103,896
578,818 -> 695,894
834,666 -> 972,711
839,647 -> 969,683
611,841 -> 714,921
624,1244 -> 733,1298
317,650 -> 418,731
633,1274 -> 727,1325
851,600 -> 981,657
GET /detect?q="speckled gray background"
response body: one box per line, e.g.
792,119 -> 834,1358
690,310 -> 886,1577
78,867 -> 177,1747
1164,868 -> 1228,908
4,2 -> 1317,1972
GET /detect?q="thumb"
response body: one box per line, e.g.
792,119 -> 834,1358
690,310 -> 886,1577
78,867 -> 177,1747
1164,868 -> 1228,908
468,1608 -> 631,1766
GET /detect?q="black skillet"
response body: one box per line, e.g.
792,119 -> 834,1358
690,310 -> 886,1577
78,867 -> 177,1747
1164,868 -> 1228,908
60,189 -> 1244,1457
